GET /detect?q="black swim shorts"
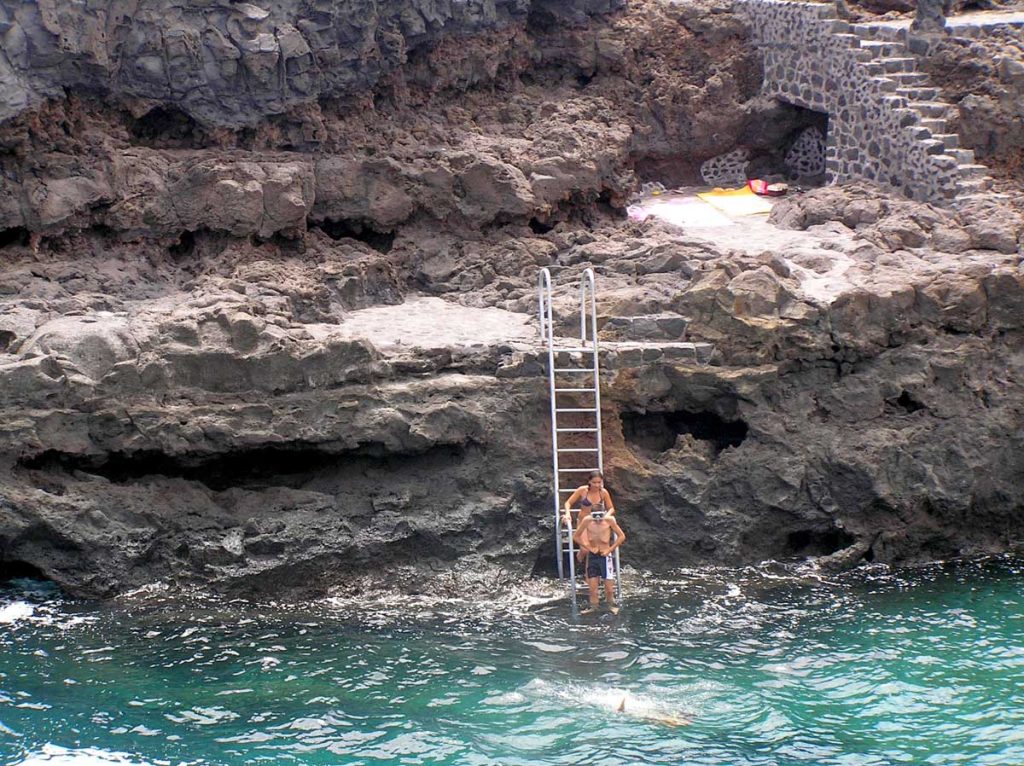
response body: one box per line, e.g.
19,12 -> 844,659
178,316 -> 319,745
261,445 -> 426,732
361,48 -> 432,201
585,553 -> 616,580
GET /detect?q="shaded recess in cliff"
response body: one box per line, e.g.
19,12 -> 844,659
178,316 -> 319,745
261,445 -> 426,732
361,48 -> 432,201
620,409 -> 749,456
308,218 -> 396,253
129,106 -> 201,148
19,444 -> 468,493
785,526 -> 855,556
0,227 -> 30,249
886,390 -> 926,415
0,559 -> 49,583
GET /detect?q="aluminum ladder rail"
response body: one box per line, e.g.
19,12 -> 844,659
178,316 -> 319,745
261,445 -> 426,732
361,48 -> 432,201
538,268 -> 620,599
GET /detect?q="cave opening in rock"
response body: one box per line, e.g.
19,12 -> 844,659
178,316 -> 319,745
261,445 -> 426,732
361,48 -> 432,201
529,217 -> 556,234
309,218 -> 396,253
168,230 -> 197,259
741,101 -> 829,184
887,390 -> 926,415
0,226 -> 30,249
0,559 -> 47,583
19,444 -> 467,493
786,526 -> 854,556
621,409 -> 748,456
129,106 -> 200,148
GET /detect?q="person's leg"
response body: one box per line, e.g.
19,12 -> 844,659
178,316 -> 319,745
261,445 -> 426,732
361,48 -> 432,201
579,573 -> 600,615
604,578 -> 618,613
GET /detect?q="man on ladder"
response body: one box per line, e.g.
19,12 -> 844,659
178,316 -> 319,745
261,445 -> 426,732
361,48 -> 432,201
573,509 -> 626,615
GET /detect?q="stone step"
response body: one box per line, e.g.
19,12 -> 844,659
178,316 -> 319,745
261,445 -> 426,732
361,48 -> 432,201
855,41 -> 885,58
877,56 -> 917,73
890,107 -> 920,127
881,94 -> 909,110
851,24 -> 906,42
834,32 -> 859,47
895,86 -> 940,100
930,154 -> 958,171
889,72 -> 930,85
600,314 -> 688,342
864,57 -> 917,75
905,125 -> 932,141
911,100 -> 954,118
918,117 -> 949,133
956,176 -> 994,194
957,163 -> 989,179
949,147 -> 975,164
828,19 -> 852,33
858,40 -> 904,58
920,138 -> 949,156
871,76 -> 898,93
931,133 -> 961,150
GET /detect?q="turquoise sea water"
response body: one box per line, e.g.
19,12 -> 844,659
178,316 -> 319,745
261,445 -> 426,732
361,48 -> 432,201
1,558 -> 1023,766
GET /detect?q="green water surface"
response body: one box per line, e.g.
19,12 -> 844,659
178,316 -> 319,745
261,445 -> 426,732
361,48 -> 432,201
1,558 -> 1022,765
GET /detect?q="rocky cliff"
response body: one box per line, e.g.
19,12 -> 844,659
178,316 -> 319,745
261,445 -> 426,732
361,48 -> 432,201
0,0 -> 1022,598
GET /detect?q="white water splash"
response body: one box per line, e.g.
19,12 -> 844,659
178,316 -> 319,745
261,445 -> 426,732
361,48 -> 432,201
12,744 -> 162,765
0,601 -> 35,623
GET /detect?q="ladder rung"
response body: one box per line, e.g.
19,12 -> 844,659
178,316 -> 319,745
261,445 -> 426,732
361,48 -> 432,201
556,428 -> 598,432
559,488 -> 577,493
552,346 -> 595,353
558,467 -> 600,472
553,368 -> 594,373
554,388 -> 594,393
557,448 -> 600,452
555,408 -> 597,413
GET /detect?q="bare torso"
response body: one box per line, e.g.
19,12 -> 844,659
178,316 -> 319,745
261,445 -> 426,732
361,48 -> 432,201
582,520 -> 613,555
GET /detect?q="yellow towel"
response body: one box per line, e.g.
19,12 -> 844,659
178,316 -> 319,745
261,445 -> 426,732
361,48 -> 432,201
697,186 -> 774,216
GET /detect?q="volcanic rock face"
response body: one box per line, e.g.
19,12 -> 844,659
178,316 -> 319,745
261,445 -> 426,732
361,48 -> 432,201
0,0 -> 624,127
0,0 -> 1023,598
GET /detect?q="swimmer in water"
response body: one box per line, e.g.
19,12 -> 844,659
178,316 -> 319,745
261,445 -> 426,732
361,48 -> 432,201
616,695 -> 691,727
573,510 -> 625,615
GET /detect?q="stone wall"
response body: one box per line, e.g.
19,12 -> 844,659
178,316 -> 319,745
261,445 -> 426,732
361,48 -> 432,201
734,0 -> 963,202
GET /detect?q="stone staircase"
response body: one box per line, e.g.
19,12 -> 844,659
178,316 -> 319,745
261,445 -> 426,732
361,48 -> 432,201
842,21 -> 994,199
732,0 -> 997,204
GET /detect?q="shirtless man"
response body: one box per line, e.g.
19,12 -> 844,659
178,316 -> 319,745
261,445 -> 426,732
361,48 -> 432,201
573,510 -> 626,615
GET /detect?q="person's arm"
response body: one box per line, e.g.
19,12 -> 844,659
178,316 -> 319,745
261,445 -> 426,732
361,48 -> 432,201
562,487 -> 583,526
602,489 -> 616,516
608,518 -> 626,552
564,487 -> 583,512
573,516 -> 592,549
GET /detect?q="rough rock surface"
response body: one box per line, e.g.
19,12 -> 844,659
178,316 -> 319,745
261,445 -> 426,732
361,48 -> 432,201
921,26 -> 1024,177
0,0 -> 624,127
1,0 -> 1023,598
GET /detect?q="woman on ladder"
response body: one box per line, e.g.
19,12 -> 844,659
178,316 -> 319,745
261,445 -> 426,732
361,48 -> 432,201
561,470 -> 616,529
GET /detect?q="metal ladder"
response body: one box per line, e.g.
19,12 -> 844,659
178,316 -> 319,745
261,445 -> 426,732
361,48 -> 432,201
537,267 -> 620,599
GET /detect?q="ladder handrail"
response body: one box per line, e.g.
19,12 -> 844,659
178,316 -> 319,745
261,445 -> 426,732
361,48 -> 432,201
580,268 -> 603,475
579,268 -> 596,345
538,268 -> 568,578
538,268 -> 553,344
